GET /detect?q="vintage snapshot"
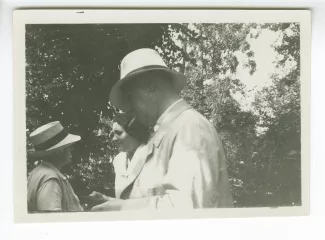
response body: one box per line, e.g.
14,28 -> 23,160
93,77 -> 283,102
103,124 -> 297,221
13,9 -> 310,223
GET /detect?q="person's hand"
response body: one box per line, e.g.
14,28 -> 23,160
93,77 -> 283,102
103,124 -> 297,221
88,191 -> 105,201
91,199 -> 123,212
89,191 -> 116,202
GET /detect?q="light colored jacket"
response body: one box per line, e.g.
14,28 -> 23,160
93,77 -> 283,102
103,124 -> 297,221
27,161 -> 83,212
112,144 -> 147,199
117,100 -> 234,210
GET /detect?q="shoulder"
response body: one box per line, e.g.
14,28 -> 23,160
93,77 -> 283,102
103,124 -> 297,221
28,163 -> 60,182
39,178 -> 61,190
168,107 -> 222,148
174,108 -> 213,132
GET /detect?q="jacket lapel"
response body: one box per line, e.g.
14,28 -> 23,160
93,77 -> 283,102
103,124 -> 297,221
118,144 -> 153,197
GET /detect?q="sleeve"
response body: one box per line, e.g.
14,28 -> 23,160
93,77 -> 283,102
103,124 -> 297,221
36,178 -> 63,211
120,119 -> 220,210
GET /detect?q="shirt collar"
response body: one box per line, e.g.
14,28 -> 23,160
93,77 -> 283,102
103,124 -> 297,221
153,99 -> 183,132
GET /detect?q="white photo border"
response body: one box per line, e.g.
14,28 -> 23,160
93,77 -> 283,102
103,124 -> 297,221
13,9 -> 311,223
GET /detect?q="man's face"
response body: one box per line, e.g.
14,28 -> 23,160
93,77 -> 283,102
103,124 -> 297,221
124,79 -> 157,127
62,146 -> 72,164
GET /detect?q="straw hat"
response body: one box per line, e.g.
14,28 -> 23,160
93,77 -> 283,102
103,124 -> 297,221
109,48 -> 187,111
27,121 -> 81,157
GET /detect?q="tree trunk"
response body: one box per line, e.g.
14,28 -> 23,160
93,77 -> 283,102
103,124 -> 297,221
179,23 -> 189,74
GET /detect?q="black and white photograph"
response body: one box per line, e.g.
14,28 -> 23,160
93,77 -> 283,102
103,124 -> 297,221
13,9 -> 310,222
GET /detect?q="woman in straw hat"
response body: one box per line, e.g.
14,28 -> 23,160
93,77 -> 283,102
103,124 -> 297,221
27,121 -> 83,213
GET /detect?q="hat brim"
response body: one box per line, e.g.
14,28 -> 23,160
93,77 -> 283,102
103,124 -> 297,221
109,66 -> 187,111
27,134 -> 81,158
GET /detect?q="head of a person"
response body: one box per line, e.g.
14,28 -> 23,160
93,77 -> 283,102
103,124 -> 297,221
112,112 -> 149,153
28,121 -> 81,169
110,48 -> 187,127
121,70 -> 179,127
44,145 -> 74,167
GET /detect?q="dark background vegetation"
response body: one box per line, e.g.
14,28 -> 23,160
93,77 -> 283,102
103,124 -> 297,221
26,23 -> 301,207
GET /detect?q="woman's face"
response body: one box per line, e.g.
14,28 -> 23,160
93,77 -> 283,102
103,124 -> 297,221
112,122 -> 139,153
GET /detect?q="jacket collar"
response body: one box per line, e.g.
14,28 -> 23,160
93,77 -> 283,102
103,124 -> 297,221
152,99 -> 192,136
153,99 -> 183,132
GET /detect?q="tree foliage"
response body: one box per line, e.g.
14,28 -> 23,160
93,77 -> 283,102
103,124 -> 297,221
180,23 -> 260,206
180,23 -> 301,207
26,24 -> 191,197
250,23 -> 301,206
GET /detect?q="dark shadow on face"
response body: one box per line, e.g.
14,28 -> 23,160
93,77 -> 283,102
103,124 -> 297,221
62,147 -> 73,165
123,79 -> 159,127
